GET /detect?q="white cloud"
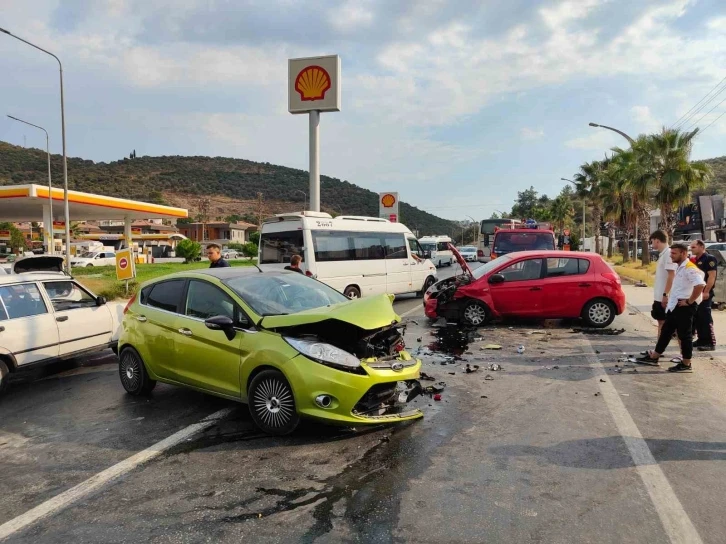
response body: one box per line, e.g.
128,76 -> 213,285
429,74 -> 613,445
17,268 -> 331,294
328,0 -> 375,31
539,0 -> 606,28
521,127 -> 545,140
630,105 -> 662,133
564,130 -> 621,151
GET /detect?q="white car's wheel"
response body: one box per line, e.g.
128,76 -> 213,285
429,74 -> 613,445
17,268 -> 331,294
0,360 -> 9,394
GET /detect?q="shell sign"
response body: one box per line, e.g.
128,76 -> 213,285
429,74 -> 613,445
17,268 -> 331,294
288,55 -> 341,114
379,192 -> 399,222
380,194 -> 397,208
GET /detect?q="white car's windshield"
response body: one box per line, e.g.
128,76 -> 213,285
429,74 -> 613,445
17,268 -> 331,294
225,272 -> 349,316
472,255 -> 512,280
419,243 -> 436,251
79,252 -> 98,258
460,247 -> 476,252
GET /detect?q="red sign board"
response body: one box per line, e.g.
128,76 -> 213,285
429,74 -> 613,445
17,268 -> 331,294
119,257 -> 129,269
389,214 -> 398,223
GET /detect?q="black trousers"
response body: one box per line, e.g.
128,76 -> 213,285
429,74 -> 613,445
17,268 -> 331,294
694,297 -> 716,346
655,303 -> 697,360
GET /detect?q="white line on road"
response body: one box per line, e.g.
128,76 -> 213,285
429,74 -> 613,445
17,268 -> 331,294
0,407 -> 234,541
580,339 -> 704,544
399,304 -> 424,318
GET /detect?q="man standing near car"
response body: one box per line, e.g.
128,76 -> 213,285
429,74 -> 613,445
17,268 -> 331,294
690,240 -> 717,351
649,231 -> 677,339
637,242 -> 705,372
207,243 -> 230,268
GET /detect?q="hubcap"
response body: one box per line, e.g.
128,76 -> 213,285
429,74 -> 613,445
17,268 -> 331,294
589,302 -> 611,324
465,304 -> 486,325
254,379 -> 294,428
347,291 -> 359,299
121,353 -> 141,391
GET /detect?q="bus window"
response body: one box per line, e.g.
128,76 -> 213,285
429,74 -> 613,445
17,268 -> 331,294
312,231 -> 354,262
259,231 -> 305,264
384,234 -> 407,259
353,234 -> 385,260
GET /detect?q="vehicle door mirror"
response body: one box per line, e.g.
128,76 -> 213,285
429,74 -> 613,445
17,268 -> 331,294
205,315 -> 237,341
424,250 -> 432,259
489,274 -> 505,284
96,296 -> 107,306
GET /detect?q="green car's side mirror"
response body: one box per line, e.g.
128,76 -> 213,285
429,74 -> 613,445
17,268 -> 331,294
205,315 -> 237,341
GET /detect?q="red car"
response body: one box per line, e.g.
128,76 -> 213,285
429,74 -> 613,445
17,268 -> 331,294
424,246 -> 625,328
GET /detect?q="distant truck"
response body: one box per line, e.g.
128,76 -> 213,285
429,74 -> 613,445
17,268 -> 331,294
489,221 -> 556,260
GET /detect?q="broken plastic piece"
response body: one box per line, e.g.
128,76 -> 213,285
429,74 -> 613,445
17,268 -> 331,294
600,378 -> 606,383
517,345 -> 525,354
487,363 -> 501,371
553,365 -> 560,369
484,374 -> 494,381
420,372 -> 435,381
483,344 -> 502,350
433,394 -> 442,401
465,364 -> 480,374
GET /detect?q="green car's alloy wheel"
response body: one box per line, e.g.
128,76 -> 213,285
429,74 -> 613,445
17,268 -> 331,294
249,369 -> 299,435
119,347 -> 156,396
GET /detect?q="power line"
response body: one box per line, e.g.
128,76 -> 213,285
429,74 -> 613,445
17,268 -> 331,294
696,109 -> 726,137
684,95 -> 726,132
672,75 -> 726,129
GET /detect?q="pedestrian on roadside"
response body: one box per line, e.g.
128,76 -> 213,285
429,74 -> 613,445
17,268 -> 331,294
284,254 -> 304,274
636,242 -> 705,373
690,240 -> 717,351
207,243 -> 230,268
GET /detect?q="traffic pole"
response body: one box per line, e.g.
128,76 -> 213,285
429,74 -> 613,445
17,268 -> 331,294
309,110 -> 320,212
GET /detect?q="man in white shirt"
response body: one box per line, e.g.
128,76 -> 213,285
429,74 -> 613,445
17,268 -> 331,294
637,242 -> 705,372
649,231 -> 677,337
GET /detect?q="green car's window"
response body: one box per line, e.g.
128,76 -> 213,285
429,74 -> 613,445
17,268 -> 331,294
225,272 -> 348,316
185,280 -> 236,321
144,279 -> 185,313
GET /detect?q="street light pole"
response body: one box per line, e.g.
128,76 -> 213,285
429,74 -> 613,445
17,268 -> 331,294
561,178 -> 586,245
1,27 -> 71,271
294,190 -> 307,212
7,115 -> 54,254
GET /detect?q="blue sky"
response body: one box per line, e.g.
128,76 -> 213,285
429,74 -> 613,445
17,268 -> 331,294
1,0 -> 725,220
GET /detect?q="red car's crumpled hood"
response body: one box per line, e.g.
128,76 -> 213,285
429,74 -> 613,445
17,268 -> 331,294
448,243 -> 473,278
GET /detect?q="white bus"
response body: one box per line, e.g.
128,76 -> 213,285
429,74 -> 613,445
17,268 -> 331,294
418,235 -> 454,268
259,212 -> 439,299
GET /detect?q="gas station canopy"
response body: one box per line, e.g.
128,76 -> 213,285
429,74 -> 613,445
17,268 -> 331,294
0,184 -> 187,221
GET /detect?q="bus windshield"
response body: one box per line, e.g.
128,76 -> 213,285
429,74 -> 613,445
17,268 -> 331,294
493,232 -> 554,254
480,219 -> 521,235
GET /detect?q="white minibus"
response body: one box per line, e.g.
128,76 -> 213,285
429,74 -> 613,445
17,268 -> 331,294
259,212 -> 438,299
418,235 -> 454,268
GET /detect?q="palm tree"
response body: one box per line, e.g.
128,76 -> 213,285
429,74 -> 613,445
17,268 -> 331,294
643,128 -> 713,238
573,160 -> 606,254
550,195 -> 574,234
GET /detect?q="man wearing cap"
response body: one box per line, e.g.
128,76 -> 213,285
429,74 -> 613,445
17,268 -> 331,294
637,242 -> 705,372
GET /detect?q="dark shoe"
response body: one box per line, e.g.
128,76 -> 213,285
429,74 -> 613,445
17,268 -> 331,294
667,362 -> 693,373
635,355 -> 660,366
697,345 -> 715,352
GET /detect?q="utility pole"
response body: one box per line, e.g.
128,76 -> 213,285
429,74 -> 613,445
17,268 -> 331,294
257,193 -> 264,230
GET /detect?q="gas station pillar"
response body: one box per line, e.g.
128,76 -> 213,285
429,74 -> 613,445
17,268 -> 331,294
42,204 -> 53,255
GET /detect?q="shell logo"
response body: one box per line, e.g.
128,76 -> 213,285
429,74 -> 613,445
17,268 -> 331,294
381,194 -> 396,208
295,65 -> 332,101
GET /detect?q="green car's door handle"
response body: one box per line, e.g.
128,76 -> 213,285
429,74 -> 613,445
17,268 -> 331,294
135,316 -> 147,322
178,328 -> 193,337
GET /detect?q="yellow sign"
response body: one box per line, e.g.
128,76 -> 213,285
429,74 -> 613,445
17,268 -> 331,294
115,248 -> 136,281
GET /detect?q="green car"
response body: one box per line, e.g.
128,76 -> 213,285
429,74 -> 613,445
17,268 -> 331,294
118,268 -> 423,435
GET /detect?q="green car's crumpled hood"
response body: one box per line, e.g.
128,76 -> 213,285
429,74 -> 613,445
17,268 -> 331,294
259,294 -> 399,331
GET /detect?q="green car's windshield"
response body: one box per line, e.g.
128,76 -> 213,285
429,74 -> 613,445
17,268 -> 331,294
225,272 -> 349,316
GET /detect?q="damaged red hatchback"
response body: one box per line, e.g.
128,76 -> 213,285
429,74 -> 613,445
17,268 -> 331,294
424,246 -> 625,328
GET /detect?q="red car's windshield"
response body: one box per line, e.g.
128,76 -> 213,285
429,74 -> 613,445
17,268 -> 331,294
493,232 -> 554,254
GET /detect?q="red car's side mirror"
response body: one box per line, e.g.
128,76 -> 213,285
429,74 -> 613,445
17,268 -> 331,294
489,274 -> 505,284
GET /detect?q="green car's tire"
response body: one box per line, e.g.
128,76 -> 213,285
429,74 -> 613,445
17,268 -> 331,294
119,347 -> 156,396
248,369 -> 299,435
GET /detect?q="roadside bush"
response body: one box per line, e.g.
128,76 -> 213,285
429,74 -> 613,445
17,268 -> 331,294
98,280 -> 139,301
176,239 -> 202,263
242,242 -> 258,260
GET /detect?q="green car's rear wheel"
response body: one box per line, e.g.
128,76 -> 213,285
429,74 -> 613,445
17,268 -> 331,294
119,347 -> 156,396
248,369 -> 299,435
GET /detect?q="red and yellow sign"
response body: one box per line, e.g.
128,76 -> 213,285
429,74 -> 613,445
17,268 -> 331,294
0,230 -> 11,241
381,194 -> 397,208
131,228 -> 142,235
295,66 -> 331,101
115,248 -> 136,281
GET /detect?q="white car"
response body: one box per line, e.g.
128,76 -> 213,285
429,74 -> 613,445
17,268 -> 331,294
0,273 -> 125,394
222,249 -> 240,259
457,246 -> 478,262
71,251 -> 116,267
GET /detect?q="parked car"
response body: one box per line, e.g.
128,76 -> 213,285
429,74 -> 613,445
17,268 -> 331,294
222,249 -> 240,259
1,255 -> 67,275
0,273 -> 125,394
424,247 -> 625,328
118,268 -> 423,435
71,251 -> 116,267
457,246 -> 478,262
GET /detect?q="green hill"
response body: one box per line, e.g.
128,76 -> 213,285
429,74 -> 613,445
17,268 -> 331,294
699,156 -> 726,194
0,141 -> 456,235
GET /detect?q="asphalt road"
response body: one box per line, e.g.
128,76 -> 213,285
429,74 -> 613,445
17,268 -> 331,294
2,277 -> 726,543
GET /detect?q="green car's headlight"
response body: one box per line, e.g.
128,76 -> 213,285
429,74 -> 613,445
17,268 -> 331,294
284,337 -> 361,370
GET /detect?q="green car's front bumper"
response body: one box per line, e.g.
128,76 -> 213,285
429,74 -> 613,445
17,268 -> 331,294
260,351 -> 424,426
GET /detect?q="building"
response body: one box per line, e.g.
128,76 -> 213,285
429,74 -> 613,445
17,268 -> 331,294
177,221 -> 258,246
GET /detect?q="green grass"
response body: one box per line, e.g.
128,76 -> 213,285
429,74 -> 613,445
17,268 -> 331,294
72,260 -> 257,300
606,254 -> 657,286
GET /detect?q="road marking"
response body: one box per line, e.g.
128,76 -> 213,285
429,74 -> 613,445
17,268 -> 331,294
400,304 -> 424,318
580,339 -> 703,544
0,407 -> 234,541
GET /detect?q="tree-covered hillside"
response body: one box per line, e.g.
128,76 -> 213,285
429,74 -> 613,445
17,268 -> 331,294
0,141 -> 456,235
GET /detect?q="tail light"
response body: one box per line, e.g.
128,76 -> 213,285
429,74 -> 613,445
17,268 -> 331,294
123,293 -> 137,314
477,249 -> 484,257
394,342 -> 405,352
491,252 -> 497,259
601,272 -> 621,285
305,270 -> 312,277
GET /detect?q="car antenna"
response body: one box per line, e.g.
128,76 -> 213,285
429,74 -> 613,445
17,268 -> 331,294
254,264 -> 263,273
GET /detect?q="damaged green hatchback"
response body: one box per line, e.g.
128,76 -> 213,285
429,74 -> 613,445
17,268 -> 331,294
118,268 -> 423,435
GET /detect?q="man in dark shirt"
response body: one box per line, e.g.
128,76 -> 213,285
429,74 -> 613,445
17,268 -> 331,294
207,244 -> 230,268
690,240 -> 717,351
284,254 -> 304,274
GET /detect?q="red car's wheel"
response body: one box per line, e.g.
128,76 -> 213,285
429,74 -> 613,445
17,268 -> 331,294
461,299 -> 490,327
582,299 -> 616,328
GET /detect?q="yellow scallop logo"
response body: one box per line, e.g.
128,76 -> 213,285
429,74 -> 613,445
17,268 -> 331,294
295,65 -> 332,101
381,194 -> 396,208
